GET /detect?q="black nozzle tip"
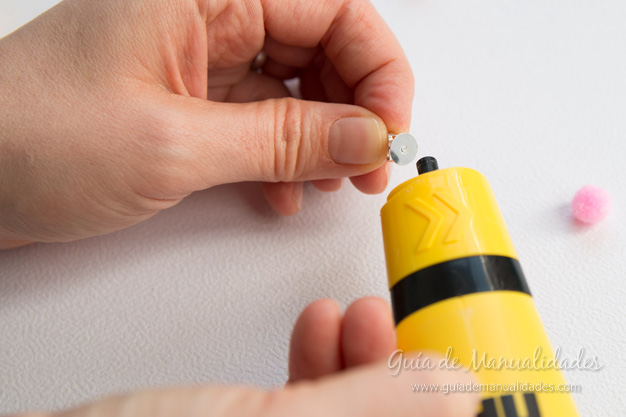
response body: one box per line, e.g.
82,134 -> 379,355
416,156 -> 439,175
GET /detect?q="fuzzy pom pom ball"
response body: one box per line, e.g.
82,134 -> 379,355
572,185 -> 610,224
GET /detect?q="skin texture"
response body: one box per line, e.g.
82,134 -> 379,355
0,0 -> 414,249
11,298 -> 480,416
0,2 -> 476,414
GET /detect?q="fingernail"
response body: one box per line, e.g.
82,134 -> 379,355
291,183 -> 303,212
329,117 -> 385,165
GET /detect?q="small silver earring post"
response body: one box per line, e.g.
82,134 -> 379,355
387,133 -> 418,165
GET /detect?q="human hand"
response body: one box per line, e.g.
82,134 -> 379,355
0,0 -> 414,249
8,298 -> 478,417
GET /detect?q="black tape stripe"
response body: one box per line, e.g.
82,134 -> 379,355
524,392 -> 541,417
478,398 -> 497,417
390,255 -> 531,325
501,395 -> 519,417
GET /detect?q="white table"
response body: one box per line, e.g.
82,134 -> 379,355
1,1 -> 624,415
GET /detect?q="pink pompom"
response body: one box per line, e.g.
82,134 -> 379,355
572,185 -> 611,224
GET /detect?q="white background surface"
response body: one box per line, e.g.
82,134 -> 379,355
1,0 -> 625,415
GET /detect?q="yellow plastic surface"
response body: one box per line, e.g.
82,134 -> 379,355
382,167 -> 579,416
381,167 -> 517,288
396,291 -> 579,416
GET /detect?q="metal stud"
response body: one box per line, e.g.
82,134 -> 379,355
387,133 -> 418,165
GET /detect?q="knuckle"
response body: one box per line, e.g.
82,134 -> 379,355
266,98 -> 312,182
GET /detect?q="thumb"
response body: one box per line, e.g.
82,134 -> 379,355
46,356 -> 479,417
283,356 -> 481,417
160,94 -> 389,190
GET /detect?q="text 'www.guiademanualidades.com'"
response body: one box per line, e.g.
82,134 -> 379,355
410,382 -> 582,395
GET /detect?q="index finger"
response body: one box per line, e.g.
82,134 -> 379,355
262,0 -> 414,133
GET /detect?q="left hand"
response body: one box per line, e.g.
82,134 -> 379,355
0,0 -> 414,249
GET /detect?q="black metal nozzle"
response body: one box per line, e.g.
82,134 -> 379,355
416,156 -> 439,175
